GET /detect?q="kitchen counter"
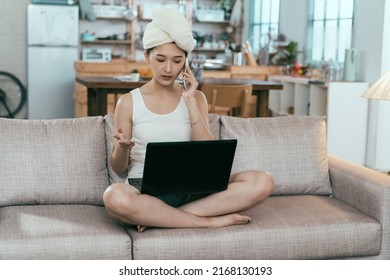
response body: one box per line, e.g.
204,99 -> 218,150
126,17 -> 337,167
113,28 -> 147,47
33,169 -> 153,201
74,61 -> 284,79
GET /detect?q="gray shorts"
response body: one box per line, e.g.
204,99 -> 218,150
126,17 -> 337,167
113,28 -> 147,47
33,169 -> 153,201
128,178 -> 192,208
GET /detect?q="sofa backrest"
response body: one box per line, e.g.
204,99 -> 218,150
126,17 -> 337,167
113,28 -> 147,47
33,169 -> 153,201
220,115 -> 332,196
0,114 -> 330,207
0,117 -> 109,207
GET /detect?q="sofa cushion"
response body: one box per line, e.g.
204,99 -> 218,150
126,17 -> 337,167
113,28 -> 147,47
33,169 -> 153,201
208,113 -> 221,139
0,205 -> 132,259
104,113 -> 222,184
220,116 -> 331,195
125,196 -> 381,259
0,117 -> 109,206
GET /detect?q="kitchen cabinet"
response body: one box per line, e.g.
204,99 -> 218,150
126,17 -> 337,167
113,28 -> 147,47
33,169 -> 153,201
137,0 -> 240,60
268,75 -> 369,165
192,20 -> 231,58
80,0 -> 241,61
191,0 -> 241,59
79,0 -> 138,60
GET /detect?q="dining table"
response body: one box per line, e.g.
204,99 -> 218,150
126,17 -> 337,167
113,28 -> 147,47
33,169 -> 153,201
75,76 -> 283,117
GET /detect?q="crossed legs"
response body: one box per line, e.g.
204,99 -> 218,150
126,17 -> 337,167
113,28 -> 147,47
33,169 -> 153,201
103,170 -> 274,231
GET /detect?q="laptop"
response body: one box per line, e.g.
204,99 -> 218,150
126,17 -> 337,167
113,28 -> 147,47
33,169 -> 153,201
137,139 -> 237,196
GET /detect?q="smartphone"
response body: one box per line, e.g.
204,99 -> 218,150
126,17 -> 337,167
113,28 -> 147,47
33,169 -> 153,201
182,59 -> 188,90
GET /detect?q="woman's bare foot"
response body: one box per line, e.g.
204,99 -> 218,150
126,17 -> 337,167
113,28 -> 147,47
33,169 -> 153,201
207,213 -> 251,228
135,213 -> 251,233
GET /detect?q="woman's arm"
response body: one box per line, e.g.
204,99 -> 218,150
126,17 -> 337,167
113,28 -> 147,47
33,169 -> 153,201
110,94 -> 135,175
181,66 -> 213,141
186,90 -> 213,141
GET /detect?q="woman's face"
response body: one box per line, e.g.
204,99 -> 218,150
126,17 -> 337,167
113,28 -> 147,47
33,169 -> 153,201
145,43 -> 186,86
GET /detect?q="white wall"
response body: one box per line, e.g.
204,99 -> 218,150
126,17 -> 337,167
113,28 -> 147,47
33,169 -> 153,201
0,0 -> 29,85
279,0 -> 308,62
0,0 -> 30,118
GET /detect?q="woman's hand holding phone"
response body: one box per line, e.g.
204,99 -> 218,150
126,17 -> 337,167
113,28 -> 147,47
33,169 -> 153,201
181,63 -> 198,99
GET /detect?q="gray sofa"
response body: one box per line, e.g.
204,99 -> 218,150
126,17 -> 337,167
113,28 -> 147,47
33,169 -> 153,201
0,114 -> 389,260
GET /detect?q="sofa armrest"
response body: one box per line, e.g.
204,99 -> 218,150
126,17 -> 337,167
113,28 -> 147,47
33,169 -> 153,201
328,155 -> 390,259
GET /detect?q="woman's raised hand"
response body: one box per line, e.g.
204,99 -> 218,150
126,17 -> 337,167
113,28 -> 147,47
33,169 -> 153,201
113,128 -> 135,151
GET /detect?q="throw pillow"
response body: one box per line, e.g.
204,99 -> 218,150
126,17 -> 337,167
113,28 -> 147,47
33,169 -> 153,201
220,116 -> 331,196
0,116 -> 109,207
208,114 -> 221,139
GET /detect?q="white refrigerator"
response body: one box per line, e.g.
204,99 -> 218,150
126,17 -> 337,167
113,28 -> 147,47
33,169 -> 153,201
27,4 -> 79,119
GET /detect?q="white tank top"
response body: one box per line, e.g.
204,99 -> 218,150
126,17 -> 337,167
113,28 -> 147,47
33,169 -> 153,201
127,88 -> 192,179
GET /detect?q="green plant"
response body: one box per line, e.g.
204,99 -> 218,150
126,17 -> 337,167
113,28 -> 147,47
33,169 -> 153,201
131,69 -> 139,73
284,41 -> 298,65
270,41 -> 298,65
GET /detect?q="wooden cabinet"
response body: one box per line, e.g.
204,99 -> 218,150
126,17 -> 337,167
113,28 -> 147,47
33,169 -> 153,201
268,75 -> 369,165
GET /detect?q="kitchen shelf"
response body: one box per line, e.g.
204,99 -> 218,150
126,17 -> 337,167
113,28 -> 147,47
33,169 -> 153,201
195,20 -> 230,24
193,48 -> 225,52
95,16 -> 125,20
79,0 -> 137,60
81,40 -> 132,45
79,0 -> 237,60
138,18 -> 152,22
192,0 -> 241,59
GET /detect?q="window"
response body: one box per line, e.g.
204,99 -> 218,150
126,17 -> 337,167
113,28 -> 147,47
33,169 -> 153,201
249,0 -> 280,53
307,0 -> 355,64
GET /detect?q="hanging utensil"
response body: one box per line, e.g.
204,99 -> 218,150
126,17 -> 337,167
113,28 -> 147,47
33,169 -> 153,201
123,5 -> 138,21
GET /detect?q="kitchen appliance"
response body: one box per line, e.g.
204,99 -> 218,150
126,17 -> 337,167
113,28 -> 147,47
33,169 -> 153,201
92,5 -> 127,18
343,48 -> 357,81
27,4 -> 78,119
82,48 -> 112,62
196,8 -> 225,22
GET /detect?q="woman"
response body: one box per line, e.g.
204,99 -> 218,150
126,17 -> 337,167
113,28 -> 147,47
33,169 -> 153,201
103,9 -> 274,232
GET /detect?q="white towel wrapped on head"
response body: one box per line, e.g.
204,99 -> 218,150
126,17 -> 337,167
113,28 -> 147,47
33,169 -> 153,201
142,8 -> 194,52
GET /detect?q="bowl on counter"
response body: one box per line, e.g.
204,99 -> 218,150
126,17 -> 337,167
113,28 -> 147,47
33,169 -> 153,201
81,33 -> 95,41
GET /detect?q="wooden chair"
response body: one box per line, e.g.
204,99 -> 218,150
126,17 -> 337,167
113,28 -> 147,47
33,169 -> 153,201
200,84 -> 253,118
229,66 -> 285,117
